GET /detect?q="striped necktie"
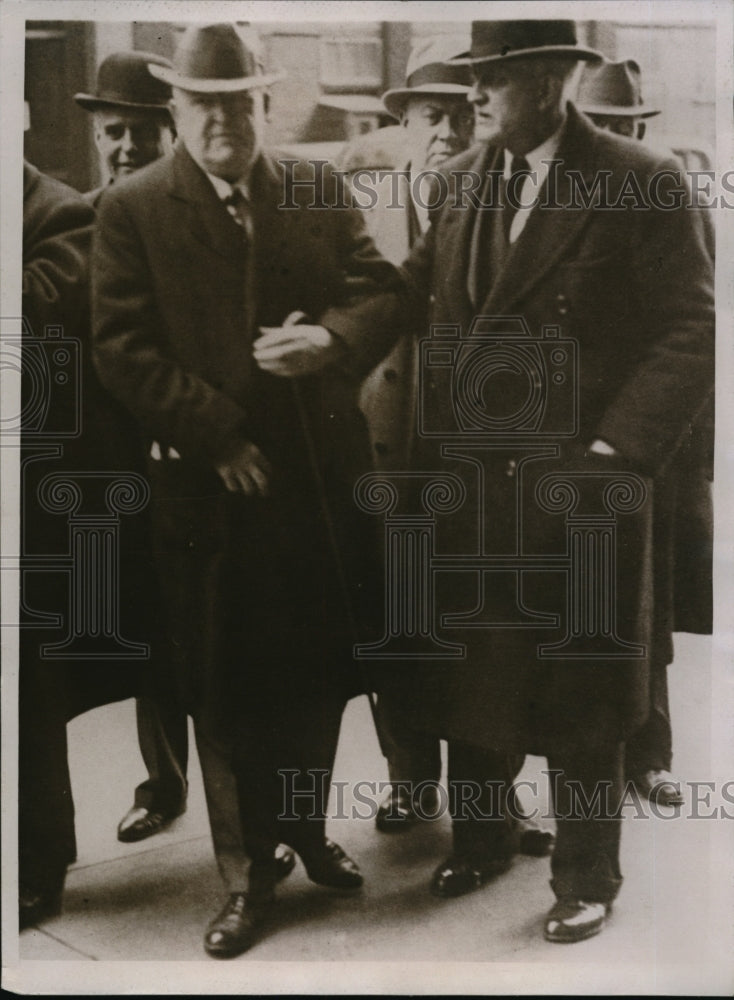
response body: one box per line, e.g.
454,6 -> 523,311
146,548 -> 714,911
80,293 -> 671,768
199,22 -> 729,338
224,186 -> 253,242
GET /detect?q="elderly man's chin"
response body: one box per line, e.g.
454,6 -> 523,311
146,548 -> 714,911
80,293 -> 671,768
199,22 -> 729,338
204,139 -> 253,180
473,117 -> 500,144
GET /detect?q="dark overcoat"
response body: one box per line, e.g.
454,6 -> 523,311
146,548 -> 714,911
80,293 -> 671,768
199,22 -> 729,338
92,144 -> 399,738
378,105 -> 714,756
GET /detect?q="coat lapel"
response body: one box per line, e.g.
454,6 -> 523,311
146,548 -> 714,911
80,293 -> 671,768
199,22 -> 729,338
167,143 -> 244,260
483,105 -> 601,316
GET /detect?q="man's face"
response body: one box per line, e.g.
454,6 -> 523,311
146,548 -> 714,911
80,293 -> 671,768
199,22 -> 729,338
468,61 -> 545,151
172,88 -> 264,182
401,95 -> 475,172
93,109 -> 174,181
587,113 -> 643,140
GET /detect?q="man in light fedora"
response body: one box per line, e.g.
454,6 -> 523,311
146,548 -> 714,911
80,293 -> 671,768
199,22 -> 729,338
75,50 -> 191,848
92,23 -> 399,958
75,51 -> 176,206
364,18 -> 713,942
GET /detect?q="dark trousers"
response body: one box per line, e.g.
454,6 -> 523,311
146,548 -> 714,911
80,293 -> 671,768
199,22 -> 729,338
374,692 -> 442,786
625,664 -> 672,774
447,740 -> 624,904
133,693 -> 189,815
195,697 -> 346,895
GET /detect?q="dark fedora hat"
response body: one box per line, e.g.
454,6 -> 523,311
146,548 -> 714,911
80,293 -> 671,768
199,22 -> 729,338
148,23 -> 284,93
74,51 -> 173,112
382,35 -> 472,119
450,20 -> 603,66
577,59 -> 660,118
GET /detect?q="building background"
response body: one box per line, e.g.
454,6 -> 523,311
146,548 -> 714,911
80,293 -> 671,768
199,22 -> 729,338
24,18 -> 716,192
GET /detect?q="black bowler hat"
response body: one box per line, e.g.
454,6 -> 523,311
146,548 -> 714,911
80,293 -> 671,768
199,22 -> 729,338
148,23 -> 284,93
75,51 -> 173,112
450,20 -> 603,66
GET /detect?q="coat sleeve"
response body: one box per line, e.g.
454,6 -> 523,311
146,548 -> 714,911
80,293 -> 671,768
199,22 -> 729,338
91,188 -> 251,464
594,163 -> 715,475
315,172 -> 408,380
22,165 -> 94,336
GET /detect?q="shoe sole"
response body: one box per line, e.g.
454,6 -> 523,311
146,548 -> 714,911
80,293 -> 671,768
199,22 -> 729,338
544,920 -> 605,944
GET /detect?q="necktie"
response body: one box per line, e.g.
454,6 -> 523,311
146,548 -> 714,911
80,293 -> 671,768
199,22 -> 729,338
224,186 -> 253,243
503,154 -> 531,241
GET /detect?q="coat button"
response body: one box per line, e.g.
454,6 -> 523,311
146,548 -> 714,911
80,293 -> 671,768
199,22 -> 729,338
383,368 -> 398,382
375,442 -> 388,456
556,293 -> 568,316
506,459 -> 517,477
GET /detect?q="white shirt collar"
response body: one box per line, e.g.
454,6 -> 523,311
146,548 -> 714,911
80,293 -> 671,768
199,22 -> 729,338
503,119 -> 565,180
205,172 -> 250,202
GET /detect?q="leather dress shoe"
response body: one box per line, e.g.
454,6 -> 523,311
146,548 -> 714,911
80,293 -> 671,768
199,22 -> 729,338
204,892 -> 271,959
300,839 -> 363,889
516,816 -> 555,857
117,804 -> 184,843
375,783 -> 440,833
274,843 -> 296,882
632,770 -> 685,807
544,896 -> 610,943
430,852 -> 512,898
19,885 -> 63,930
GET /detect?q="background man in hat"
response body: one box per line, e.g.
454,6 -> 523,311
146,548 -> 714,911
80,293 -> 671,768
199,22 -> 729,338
75,51 -> 176,206
577,57 -> 714,810
92,23 -> 399,959
340,37 -> 554,859
75,50 -> 190,845
368,18 -> 713,943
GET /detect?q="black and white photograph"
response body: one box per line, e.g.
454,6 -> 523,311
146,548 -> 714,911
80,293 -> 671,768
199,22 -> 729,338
1,0 -> 733,994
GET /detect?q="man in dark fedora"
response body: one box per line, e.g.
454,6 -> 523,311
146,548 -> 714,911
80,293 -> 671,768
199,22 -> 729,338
577,57 -> 714,811
75,50 -> 190,846
576,57 -> 660,140
75,51 -> 176,206
92,23 -> 399,958
366,19 -> 713,942
340,36 -> 554,858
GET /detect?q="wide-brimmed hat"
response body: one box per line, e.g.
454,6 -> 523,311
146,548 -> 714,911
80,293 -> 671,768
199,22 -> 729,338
148,23 -> 284,93
449,20 -> 604,67
74,51 -> 173,112
577,59 -> 660,118
382,35 -> 472,119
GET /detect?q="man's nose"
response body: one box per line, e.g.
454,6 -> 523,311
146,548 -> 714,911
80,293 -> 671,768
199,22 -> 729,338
120,128 -> 138,154
468,82 -> 487,105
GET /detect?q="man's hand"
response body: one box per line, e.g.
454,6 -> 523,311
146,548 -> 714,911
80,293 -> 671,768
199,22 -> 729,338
214,441 -> 272,497
254,318 -> 343,377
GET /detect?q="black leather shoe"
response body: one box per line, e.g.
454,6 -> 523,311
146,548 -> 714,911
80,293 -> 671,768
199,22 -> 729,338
19,885 -> 63,930
632,770 -> 685,807
544,896 -> 610,943
274,843 -> 296,882
117,805 -> 184,843
430,853 -> 512,898
300,839 -> 363,889
516,816 -> 555,857
204,892 -> 271,959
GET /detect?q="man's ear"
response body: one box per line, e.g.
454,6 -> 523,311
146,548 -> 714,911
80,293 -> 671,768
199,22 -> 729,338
168,98 -> 179,129
636,121 -> 646,141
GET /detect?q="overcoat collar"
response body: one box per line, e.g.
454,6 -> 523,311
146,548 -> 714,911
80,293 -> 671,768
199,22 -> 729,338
444,104 -> 602,319
166,142 -> 282,258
